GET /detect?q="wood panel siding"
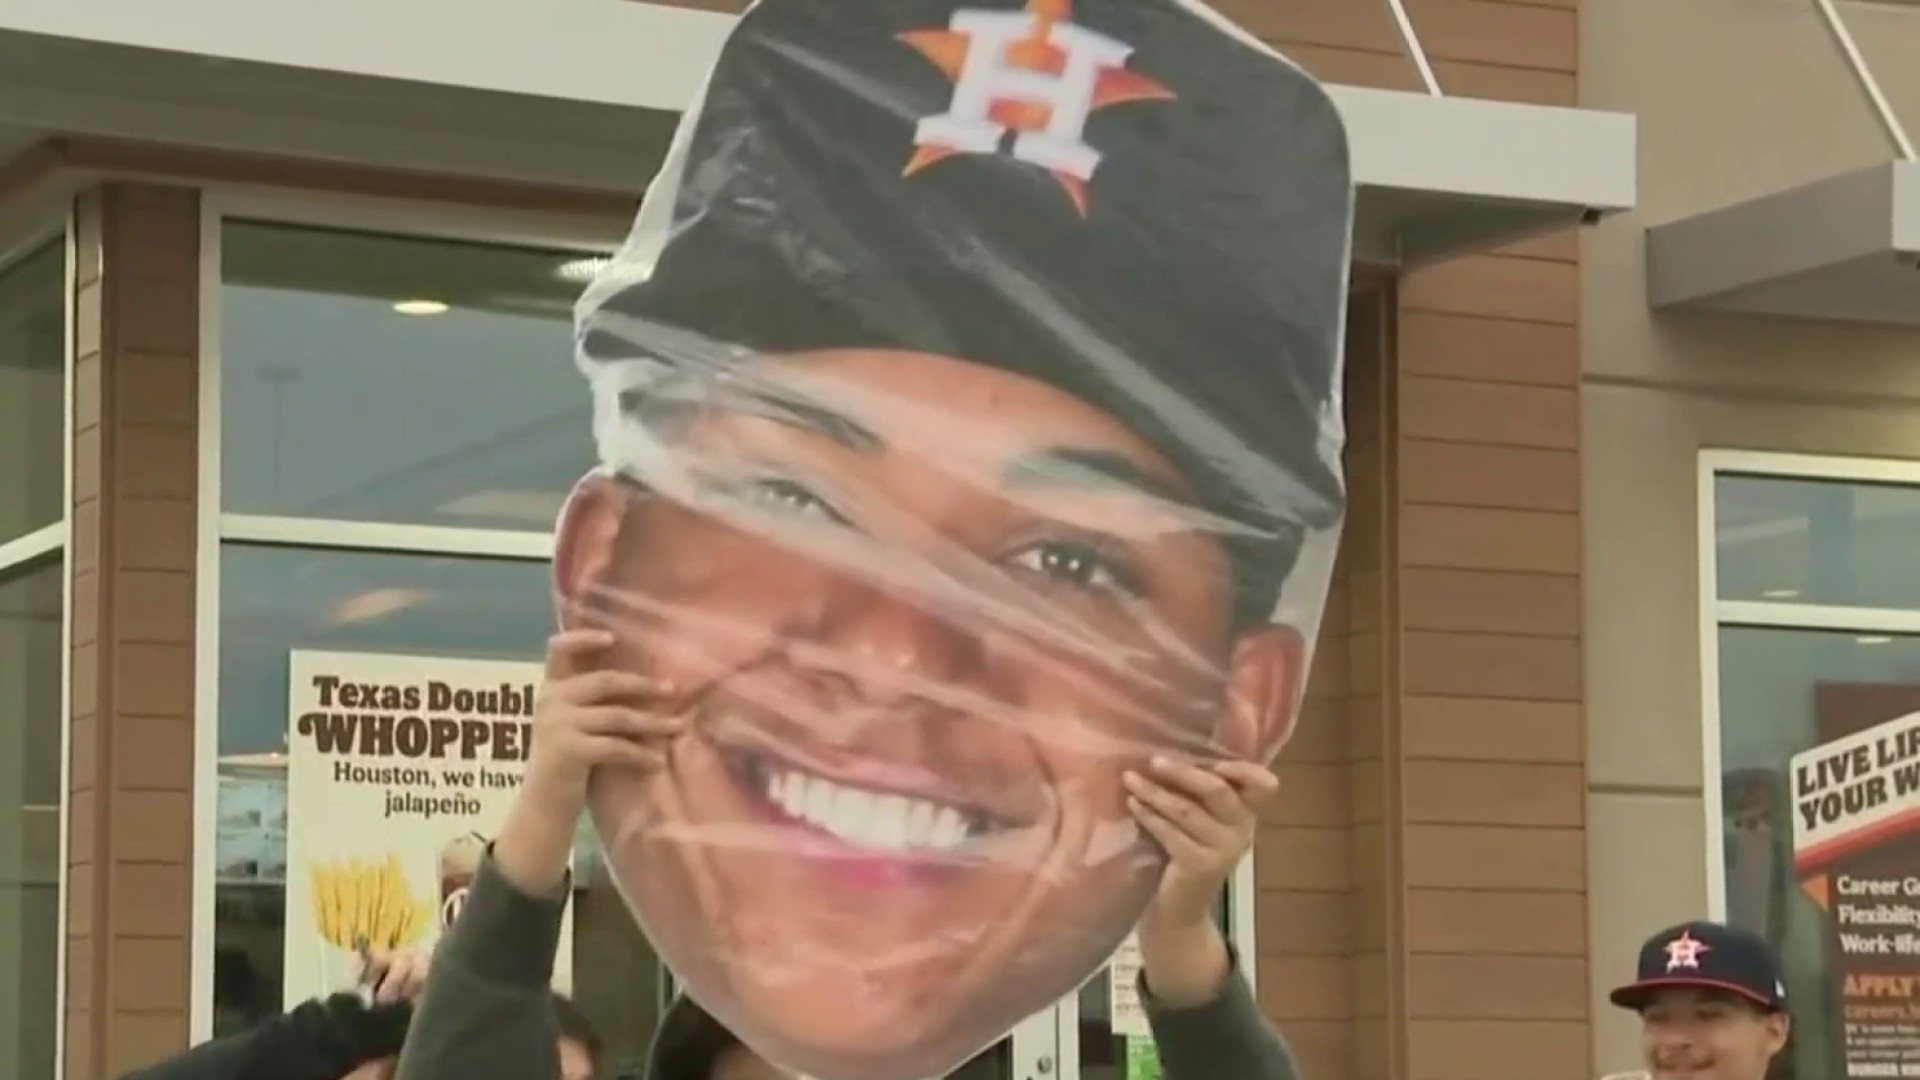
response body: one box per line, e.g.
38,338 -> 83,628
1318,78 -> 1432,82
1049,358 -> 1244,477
66,184 -> 203,1080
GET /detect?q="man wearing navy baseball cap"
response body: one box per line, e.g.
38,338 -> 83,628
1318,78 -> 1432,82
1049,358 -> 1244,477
1610,920 -> 1791,1080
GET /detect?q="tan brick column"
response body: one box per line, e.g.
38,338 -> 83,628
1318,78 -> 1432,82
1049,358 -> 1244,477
1322,253 -> 1589,1080
1251,285 -> 1396,1080
1194,0 -> 1589,1067
1345,286 -> 1405,1080
1389,248 -> 1588,1080
1257,254 -> 1590,1080
66,183 -> 202,1080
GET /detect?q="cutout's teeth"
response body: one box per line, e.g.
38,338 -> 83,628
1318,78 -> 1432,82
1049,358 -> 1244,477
805,776 -> 833,823
874,795 -> 910,849
761,766 -> 986,852
906,800 -> 937,847
928,808 -> 959,848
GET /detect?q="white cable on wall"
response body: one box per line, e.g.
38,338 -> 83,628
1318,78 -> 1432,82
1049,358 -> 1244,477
1384,0 -> 1441,95
1812,0 -> 1917,161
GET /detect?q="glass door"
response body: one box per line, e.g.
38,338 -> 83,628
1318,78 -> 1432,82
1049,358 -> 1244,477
1004,1007 -> 1062,1080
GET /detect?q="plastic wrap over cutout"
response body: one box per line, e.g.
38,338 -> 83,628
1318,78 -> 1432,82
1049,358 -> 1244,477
563,0 -> 1352,1075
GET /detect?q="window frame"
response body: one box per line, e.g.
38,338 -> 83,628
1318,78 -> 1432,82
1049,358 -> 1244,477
1698,448 -> 1920,918
189,189 -> 1263,1073
0,210 -> 75,1080
0,218 -> 72,564
191,190 -> 616,1041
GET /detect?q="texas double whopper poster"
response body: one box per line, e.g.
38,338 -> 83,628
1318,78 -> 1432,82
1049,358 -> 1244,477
282,649 -> 574,1003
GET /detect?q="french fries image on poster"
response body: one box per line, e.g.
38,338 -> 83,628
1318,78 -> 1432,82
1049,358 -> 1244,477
307,853 -> 433,991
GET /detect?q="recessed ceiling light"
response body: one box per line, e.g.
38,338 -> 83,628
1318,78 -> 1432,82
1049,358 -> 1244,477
393,299 -> 450,316
556,257 -> 611,283
1761,588 -> 1799,599
1857,636 -> 1895,646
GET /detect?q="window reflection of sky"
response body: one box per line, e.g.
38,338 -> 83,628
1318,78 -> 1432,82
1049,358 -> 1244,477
1714,474 -> 1920,775
0,240 -> 66,541
1716,474 -> 1920,610
219,223 -> 598,531
218,546 -> 553,758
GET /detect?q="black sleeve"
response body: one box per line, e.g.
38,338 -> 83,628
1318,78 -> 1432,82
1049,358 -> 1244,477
1141,950 -> 1300,1080
117,994 -> 412,1080
392,853 -> 571,1080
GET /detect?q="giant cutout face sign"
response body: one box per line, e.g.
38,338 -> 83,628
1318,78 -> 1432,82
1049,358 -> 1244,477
558,0 -> 1352,1076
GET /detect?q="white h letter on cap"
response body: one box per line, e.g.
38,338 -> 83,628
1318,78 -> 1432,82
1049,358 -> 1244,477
914,9 -> 1133,181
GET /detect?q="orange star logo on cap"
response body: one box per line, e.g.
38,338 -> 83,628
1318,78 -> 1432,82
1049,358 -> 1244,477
1664,930 -> 1711,971
899,0 -> 1172,214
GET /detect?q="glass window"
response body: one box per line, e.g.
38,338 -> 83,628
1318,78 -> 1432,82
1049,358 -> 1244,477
1716,627 -> 1920,1080
212,544 -> 662,1067
0,557 -> 63,1080
218,223 -> 598,530
0,241 -> 66,545
1712,465 -> 1920,1080
1716,473 -> 1920,609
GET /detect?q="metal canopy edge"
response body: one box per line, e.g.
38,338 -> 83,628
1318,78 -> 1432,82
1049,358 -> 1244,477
1647,160 -> 1920,327
0,0 -> 1637,267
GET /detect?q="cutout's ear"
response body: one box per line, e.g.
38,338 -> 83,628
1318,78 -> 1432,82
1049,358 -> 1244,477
553,473 -> 627,629
1215,624 -> 1306,761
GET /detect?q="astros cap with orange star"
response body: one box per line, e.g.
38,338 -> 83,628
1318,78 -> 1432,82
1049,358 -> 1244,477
1610,920 -> 1788,1013
573,0 -> 1354,629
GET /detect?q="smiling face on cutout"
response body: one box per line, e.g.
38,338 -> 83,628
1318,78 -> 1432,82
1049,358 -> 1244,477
558,348 -> 1303,1080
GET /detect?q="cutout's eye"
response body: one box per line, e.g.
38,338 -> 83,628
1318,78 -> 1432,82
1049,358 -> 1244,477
739,477 -> 838,521
695,471 -> 849,528
1008,540 -> 1141,596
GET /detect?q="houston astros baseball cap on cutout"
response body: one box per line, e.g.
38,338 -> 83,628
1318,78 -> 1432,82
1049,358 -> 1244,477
573,0 -> 1354,629
1609,920 -> 1787,1012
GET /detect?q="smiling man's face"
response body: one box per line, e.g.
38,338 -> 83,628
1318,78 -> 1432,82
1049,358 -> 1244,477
1639,988 -> 1788,1080
561,349 -> 1301,1080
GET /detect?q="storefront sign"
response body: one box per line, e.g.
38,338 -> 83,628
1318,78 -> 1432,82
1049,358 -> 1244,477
281,649 -> 574,1002
1792,709 -> 1920,1080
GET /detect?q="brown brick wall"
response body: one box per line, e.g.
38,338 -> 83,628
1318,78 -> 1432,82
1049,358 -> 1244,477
66,183 -> 202,1080
639,0 -> 1576,106
1346,287 -> 1402,1080
1284,266 -> 1586,1080
1250,286 -> 1408,1080
1228,0 -> 1586,1075
1253,305 -> 1362,1071
1393,249 -> 1588,1080
1225,0 -> 1576,106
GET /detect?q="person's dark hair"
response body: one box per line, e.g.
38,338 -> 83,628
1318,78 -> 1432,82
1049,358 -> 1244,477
552,992 -> 605,1072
